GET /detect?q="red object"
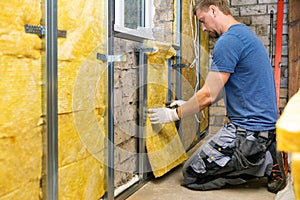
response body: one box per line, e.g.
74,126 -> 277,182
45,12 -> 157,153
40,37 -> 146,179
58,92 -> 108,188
274,0 -> 284,112
274,1 -> 289,187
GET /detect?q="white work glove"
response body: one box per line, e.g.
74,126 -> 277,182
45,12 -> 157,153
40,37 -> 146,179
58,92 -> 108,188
170,100 -> 186,108
148,108 -> 179,124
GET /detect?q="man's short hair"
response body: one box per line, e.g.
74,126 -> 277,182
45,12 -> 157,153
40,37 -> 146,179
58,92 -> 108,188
193,0 -> 232,15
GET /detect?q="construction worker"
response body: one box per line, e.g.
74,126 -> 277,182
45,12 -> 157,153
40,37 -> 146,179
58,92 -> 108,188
148,0 -> 287,193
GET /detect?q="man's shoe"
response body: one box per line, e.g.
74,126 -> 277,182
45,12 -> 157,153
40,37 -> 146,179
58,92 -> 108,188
267,142 -> 289,193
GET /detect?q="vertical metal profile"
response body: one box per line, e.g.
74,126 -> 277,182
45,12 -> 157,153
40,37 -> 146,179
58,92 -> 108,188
45,0 -> 58,199
175,0 -> 182,99
175,0 -> 183,139
269,10 -> 274,66
137,0 -> 147,184
196,21 -> 201,94
167,59 -> 173,101
106,0 -> 115,199
195,20 -> 202,138
141,0 -> 145,27
137,50 -> 148,181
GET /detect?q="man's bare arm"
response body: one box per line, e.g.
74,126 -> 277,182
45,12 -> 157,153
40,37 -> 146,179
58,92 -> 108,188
177,71 -> 230,118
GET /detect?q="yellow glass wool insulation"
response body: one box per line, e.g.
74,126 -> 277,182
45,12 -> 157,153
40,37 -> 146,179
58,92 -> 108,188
0,0 -> 42,199
58,54 -> 106,199
276,89 -> 300,152
0,0 -> 42,59
276,89 -> 300,200
292,153 -> 300,200
57,0 -> 107,199
57,0 -> 107,113
146,41 -> 188,177
59,155 -> 105,200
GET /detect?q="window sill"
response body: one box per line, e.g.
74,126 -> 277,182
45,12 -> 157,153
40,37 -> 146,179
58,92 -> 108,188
114,25 -> 154,42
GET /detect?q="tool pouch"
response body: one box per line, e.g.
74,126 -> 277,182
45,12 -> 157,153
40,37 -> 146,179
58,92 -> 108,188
231,128 -> 273,171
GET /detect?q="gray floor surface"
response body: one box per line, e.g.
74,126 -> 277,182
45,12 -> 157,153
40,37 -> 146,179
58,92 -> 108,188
126,142 -> 295,200
127,165 -> 276,200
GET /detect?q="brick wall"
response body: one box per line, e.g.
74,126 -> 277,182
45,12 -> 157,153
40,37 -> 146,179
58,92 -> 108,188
152,0 -> 175,43
208,0 -> 289,134
113,38 -> 140,188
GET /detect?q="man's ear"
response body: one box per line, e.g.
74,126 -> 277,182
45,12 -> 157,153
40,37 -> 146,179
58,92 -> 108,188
208,5 -> 217,17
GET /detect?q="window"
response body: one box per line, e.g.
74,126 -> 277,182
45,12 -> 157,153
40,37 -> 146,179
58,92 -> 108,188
115,0 -> 155,41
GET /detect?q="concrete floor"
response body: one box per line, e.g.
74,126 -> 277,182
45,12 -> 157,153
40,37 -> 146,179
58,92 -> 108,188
126,142 -> 295,200
127,164 -> 275,200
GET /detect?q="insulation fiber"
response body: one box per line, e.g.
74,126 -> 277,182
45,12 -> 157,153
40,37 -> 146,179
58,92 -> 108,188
57,0 -> 106,199
146,41 -> 188,177
59,155 -> 105,200
292,153 -> 300,200
276,89 -> 300,152
0,0 -> 42,199
276,89 -> 300,200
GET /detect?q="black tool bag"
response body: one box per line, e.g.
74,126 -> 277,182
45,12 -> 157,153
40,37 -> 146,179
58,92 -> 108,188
231,128 -> 274,171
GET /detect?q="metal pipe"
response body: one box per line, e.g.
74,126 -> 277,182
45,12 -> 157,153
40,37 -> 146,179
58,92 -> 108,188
45,0 -> 58,199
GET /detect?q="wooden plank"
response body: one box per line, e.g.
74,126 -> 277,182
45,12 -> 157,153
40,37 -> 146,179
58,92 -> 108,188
288,0 -> 300,98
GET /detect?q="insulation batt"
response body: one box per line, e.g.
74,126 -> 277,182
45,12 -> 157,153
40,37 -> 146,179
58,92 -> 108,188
0,0 -> 42,199
146,41 -> 188,177
0,0 -> 107,199
57,0 -> 106,199
276,89 -> 300,200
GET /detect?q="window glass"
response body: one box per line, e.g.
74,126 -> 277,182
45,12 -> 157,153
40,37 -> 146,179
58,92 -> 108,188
115,0 -> 154,41
124,0 -> 143,29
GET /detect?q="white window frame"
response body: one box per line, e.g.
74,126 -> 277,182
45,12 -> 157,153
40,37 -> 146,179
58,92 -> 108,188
114,0 -> 155,41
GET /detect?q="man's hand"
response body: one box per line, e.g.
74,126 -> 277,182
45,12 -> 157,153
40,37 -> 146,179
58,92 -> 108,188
169,100 -> 186,108
148,108 -> 179,124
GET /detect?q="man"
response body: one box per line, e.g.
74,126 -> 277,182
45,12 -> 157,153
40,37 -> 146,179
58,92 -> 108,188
148,0 -> 287,193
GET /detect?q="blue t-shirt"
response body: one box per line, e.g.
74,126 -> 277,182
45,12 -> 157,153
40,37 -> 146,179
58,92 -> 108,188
210,24 -> 278,131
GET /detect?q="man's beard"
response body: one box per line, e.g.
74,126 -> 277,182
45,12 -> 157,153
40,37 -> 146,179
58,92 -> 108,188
209,31 -> 220,38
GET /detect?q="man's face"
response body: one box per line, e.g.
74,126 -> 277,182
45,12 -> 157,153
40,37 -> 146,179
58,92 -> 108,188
195,8 -> 220,38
